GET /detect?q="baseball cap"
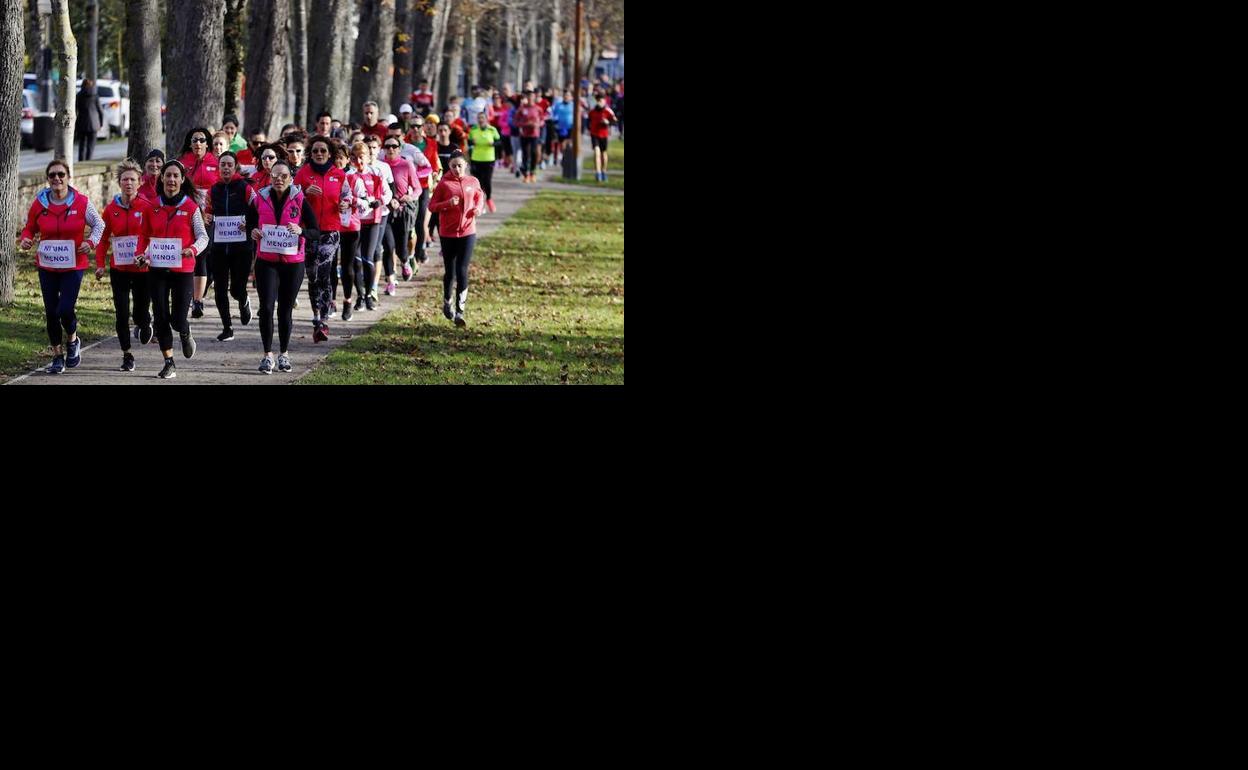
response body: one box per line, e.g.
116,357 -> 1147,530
399,104 -> 412,113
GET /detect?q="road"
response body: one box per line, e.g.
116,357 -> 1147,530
20,136 -> 129,175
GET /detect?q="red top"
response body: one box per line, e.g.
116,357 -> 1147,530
178,151 -> 221,201
363,122 -> 390,144
20,187 -> 103,272
98,195 -> 152,272
428,174 -> 485,239
411,91 -> 434,108
382,155 -> 420,200
515,106 -> 543,138
137,194 -> 205,274
294,164 -> 352,232
589,107 -> 617,139
138,174 -> 160,204
236,148 -> 255,166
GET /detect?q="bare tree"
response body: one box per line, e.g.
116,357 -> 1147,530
86,0 -> 98,82
166,0 -> 225,157
244,0 -> 290,139
548,0 -> 561,88
352,0 -> 397,120
224,0 -> 247,121
391,0 -> 416,113
308,0 -> 358,120
291,0 -> 308,129
442,10 -> 464,103
419,0 -> 451,105
51,0 -> 77,171
125,0 -> 164,162
1,0 -> 24,306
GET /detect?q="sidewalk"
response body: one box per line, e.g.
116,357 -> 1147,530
8,163 -> 543,386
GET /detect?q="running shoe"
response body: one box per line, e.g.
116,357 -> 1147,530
402,263 -> 413,281
418,250 -> 429,265
66,336 -> 82,368
354,295 -> 364,311
180,330 -> 196,359
454,311 -> 465,327
120,352 -> 135,371
293,297 -> 300,308
46,355 -> 65,374
385,282 -> 396,296
217,328 -> 234,342
313,324 -> 329,343
443,299 -> 454,320
258,356 -> 274,374
487,199 -> 496,213
157,358 -> 177,379
239,297 -> 252,325
365,295 -> 376,311
192,299 -> 204,318
342,302 -> 354,321
137,324 -> 154,344
329,301 -> 338,319
277,354 -> 292,372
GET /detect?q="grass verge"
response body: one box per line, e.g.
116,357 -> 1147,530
0,261 -> 117,380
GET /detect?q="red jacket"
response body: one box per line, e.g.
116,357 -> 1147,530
138,174 -> 160,204
515,105 -> 542,138
428,173 -> 484,238
363,122 -> 390,144
21,187 -> 105,272
589,107 -> 617,139
179,151 -> 221,200
294,163 -> 351,232
98,195 -> 152,272
137,194 -> 207,273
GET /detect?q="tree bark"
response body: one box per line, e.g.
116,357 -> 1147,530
352,0 -> 396,122
466,16 -> 478,90
87,0 -> 98,82
51,0 -> 76,172
443,11 -> 463,102
420,0 -> 450,106
244,0 -> 289,140
390,0 -> 416,114
501,3 -> 513,89
224,0 -> 247,122
125,0 -> 164,163
1,0 -> 24,306
166,0 -> 225,158
308,0 -> 358,120
549,0 -> 561,89
291,0 -> 308,129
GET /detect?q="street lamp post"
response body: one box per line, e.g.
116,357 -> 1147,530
566,0 -> 582,180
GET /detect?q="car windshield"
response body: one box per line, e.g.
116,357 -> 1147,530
98,85 -> 114,97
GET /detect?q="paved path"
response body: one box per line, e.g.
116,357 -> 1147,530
8,162 -> 545,386
21,137 -> 128,175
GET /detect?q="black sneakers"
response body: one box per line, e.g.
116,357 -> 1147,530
354,296 -> 364,311
66,336 -> 82,368
180,331 -> 196,359
120,352 -> 135,371
364,295 -> 376,311
443,299 -> 454,320
157,357 -> 177,379
342,302 -> 354,321
217,328 -> 235,342
191,299 -> 204,318
137,324 -> 154,344
46,355 -> 65,374
277,354 -> 292,372
239,297 -> 252,326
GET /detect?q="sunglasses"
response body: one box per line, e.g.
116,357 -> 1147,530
251,139 -> 265,146
290,148 -> 304,154
311,147 -> 329,153
384,144 -> 400,149
261,154 -> 277,161
47,171 -> 67,179
271,173 -> 291,181
191,137 -> 207,144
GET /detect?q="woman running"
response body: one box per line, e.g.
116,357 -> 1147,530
212,131 -> 230,160
96,159 -> 154,372
246,161 -> 320,374
135,160 -> 209,380
247,143 -> 281,191
348,141 -> 384,312
493,94 -> 513,171
364,134 -> 396,300
203,150 -> 256,342
380,135 -> 421,283
333,141 -> 368,322
294,136 -> 351,341
138,149 -> 164,204
427,152 -> 485,327
176,127 -> 221,203
18,160 -> 105,374
468,109 -> 501,213
222,115 -> 247,153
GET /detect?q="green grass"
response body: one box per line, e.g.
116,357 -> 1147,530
300,190 -> 624,385
0,261 -> 117,379
584,136 -> 624,171
555,173 -> 624,191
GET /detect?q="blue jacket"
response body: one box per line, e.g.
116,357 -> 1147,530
552,100 -> 575,135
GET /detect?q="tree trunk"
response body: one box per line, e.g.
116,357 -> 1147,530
166,0 -> 225,158
291,0 -> 308,129
1,0 -> 24,306
125,0 -> 164,163
420,0 -> 450,107
525,4 -> 538,87
87,0 -> 98,82
390,0 -> 415,114
443,11 -> 463,103
244,0 -> 289,140
224,0 -> 247,122
466,16 -> 478,91
352,0 -> 396,122
51,0 -> 76,172
549,0 -> 561,89
308,0 -> 357,120
501,3 -> 513,89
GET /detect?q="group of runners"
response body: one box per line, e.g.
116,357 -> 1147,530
16,74 -> 622,381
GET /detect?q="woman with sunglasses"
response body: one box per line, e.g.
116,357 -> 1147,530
18,160 -> 105,374
363,134 -> 397,301
332,142 -> 368,322
176,127 -> 221,205
247,143 -> 282,191
246,161 -> 320,374
134,160 -> 209,380
284,137 -> 307,172
96,159 -> 154,372
235,128 -> 266,171
295,136 -> 353,340
204,150 -> 256,342
381,136 -> 421,285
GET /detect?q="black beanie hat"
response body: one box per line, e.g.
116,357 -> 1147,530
145,148 -> 165,163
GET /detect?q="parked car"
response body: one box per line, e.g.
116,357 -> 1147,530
21,89 -> 35,147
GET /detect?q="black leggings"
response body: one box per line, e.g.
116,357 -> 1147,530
308,232 -> 339,323
255,259 -> 305,354
357,223 -> 381,296
471,161 -> 494,201
441,235 -> 475,300
338,229 -> 360,301
388,203 -> 414,269
110,270 -> 152,351
379,214 -> 395,278
520,137 -> 538,175
149,269 -> 194,351
212,243 -> 253,329
414,187 -> 429,259
38,268 -> 85,347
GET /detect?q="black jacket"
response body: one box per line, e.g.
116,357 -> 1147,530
74,86 -> 104,132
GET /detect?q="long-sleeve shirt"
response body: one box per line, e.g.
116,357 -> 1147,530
245,188 -> 321,243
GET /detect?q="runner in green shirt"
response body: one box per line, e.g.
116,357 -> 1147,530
467,113 -> 502,213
